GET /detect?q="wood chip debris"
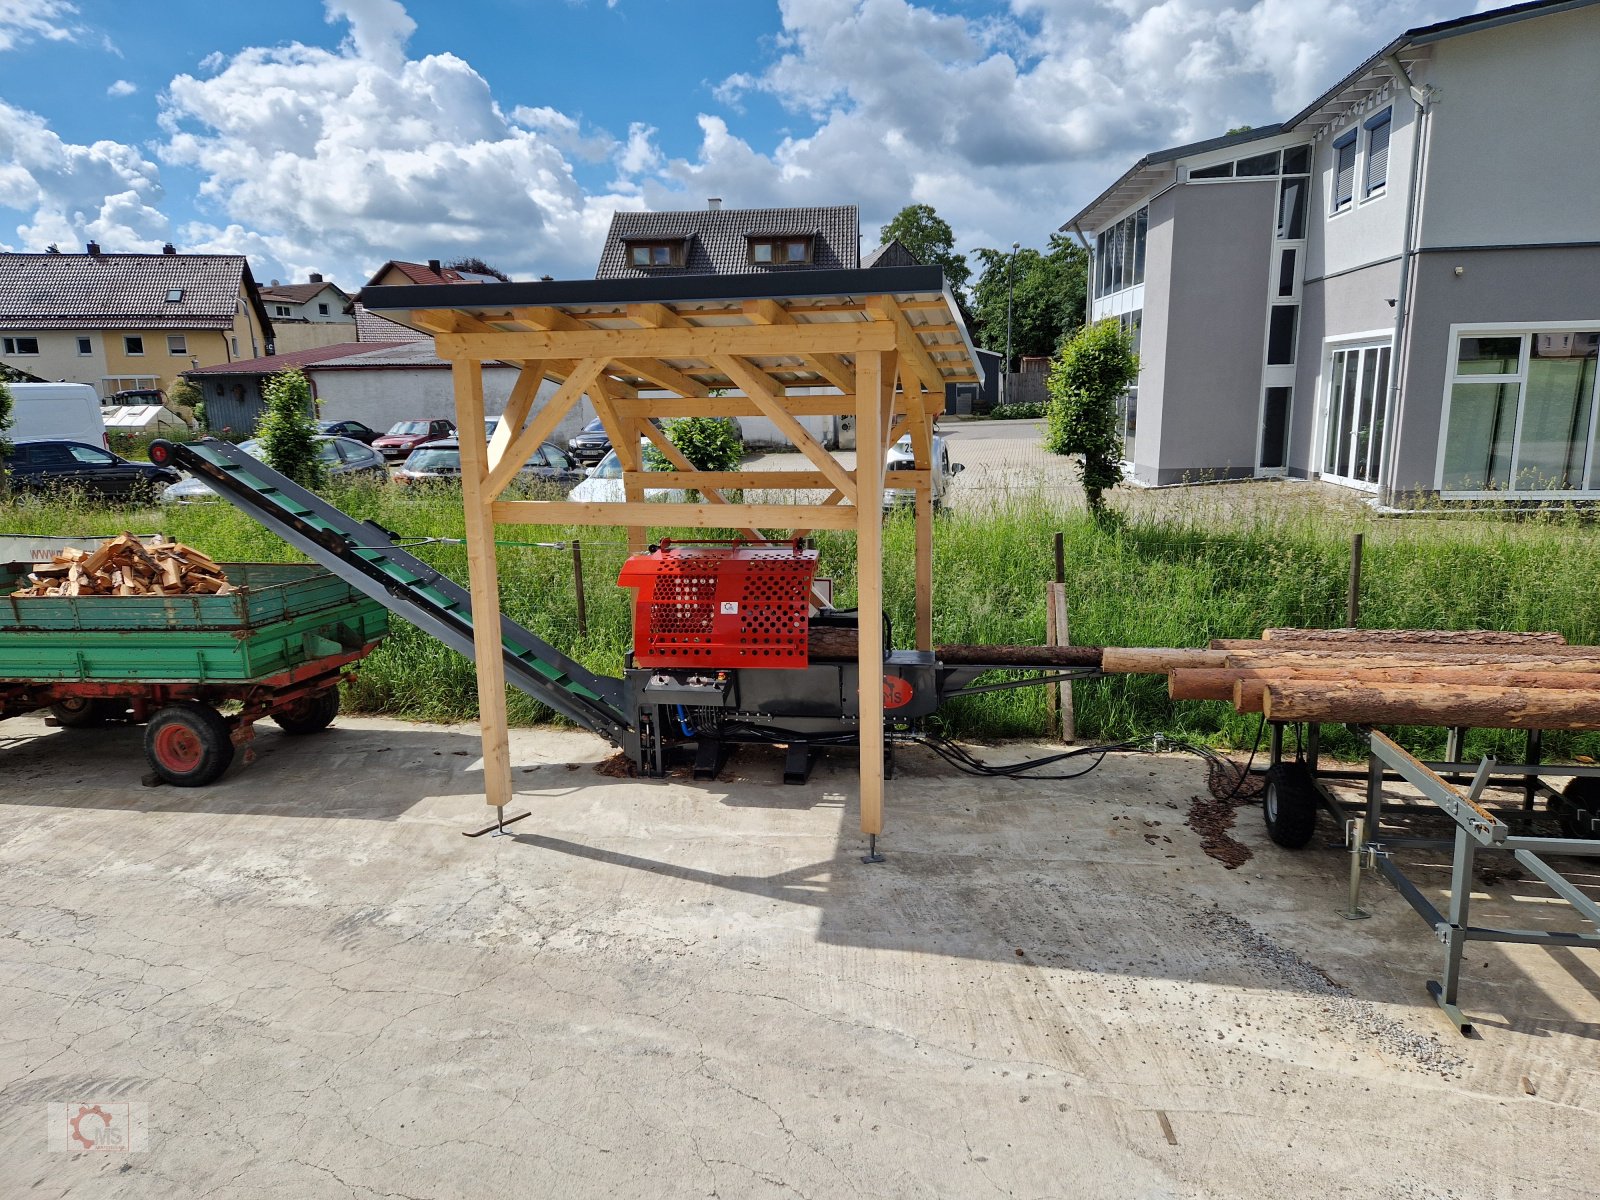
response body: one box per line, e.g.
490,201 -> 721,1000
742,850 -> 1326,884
10,533 -> 235,598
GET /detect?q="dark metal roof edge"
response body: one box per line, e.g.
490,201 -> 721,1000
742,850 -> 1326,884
360,266 -> 951,316
1061,125 -> 1283,231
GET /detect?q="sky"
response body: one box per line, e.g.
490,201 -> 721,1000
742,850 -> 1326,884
0,0 -> 1470,289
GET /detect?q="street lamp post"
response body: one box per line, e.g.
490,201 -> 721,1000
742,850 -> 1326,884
1003,241 -> 1020,408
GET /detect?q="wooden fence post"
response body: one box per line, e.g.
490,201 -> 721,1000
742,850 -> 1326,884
571,539 -> 587,637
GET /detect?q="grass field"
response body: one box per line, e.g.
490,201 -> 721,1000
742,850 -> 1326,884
4,479 -> 1598,761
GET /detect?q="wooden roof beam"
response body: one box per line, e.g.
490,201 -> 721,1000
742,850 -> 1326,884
612,357 -> 711,398
741,299 -> 857,393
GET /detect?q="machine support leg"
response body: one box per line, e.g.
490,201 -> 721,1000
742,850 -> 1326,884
861,834 -> 885,865
1269,722 -> 1284,768
1428,824 -> 1477,1036
1524,728 -> 1542,811
1446,725 -> 1468,782
1342,747 -> 1380,920
1306,723 -> 1320,774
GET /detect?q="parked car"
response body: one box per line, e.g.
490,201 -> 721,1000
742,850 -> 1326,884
317,419 -> 380,445
567,441 -> 688,504
373,418 -> 455,460
393,438 -> 584,489
160,436 -> 386,502
566,417 -> 612,466
3,439 -> 179,500
884,433 -> 963,510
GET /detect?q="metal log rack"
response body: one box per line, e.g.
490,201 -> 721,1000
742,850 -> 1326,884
1265,722 -> 1600,1036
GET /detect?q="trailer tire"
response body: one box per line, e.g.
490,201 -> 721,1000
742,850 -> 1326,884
145,702 -> 234,786
50,697 -> 115,728
1558,777 -> 1600,840
1263,762 -> 1319,850
272,688 -> 340,735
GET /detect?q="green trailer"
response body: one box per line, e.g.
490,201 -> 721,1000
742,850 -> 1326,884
0,561 -> 388,785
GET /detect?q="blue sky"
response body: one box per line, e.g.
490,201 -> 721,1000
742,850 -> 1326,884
0,0 -> 1457,288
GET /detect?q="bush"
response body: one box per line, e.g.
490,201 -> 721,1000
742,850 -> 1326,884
643,417 -> 743,473
169,378 -> 206,430
257,368 -> 325,489
987,401 -> 1046,421
1045,319 -> 1138,515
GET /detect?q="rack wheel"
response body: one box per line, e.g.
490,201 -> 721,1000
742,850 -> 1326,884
1263,762 -> 1319,849
50,697 -> 117,728
1558,777 -> 1600,840
272,688 -> 341,735
145,702 -> 234,787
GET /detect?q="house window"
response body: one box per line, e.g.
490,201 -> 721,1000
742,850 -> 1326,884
167,288 -> 184,303
77,336 -> 92,356
231,336 -> 239,356
1277,177 -> 1307,239
627,241 -> 684,268
1277,249 -> 1297,297
317,303 -> 329,315
2,335 -> 40,355
1281,145 -> 1312,175
167,334 -> 187,355
1260,386 -> 1292,470
1363,109 -> 1391,197
1331,130 -> 1358,212
1236,151 -> 1279,177
1266,305 -> 1298,366
1093,206 -> 1149,300
274,304 -> 291,317
748,236 -> 813,265
1190,161 -> 1233,179
124,336 -> 145,356
1323,343 -> 1392,484
1440,329 -> 1599,493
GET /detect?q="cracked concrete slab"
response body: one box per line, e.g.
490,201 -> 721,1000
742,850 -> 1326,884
1,713 -> 1597,1198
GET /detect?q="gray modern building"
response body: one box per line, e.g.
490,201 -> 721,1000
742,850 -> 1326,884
1063,0 -> 1600,503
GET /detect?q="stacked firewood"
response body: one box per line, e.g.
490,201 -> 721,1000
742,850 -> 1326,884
10,534 -> 236,598
1098,629 -> 1600,732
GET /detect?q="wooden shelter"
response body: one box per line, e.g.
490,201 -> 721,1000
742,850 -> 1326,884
364,266 -> 983,838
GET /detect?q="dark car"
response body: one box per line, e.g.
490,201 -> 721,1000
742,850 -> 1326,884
373,418 -> 455,460
566,417 -> 612,466
3,439 -> 179,500
393,438 -> 584,489
317,419 -> 380,445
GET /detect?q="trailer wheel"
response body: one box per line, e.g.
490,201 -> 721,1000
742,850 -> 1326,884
50,697 -> 114,728
272,688 -> 340,735
1263,762 -> 1319,849
145,702 -> 234,786
1558,777 -> 1600,840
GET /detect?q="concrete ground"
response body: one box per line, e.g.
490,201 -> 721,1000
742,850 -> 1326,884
2,713 -> 1597,1199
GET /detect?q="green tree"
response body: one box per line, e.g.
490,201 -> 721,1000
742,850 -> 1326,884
1044,319 -> 1139,517
446,256 -> 511,283
169,377 -> 206,430
878,204 -> 971,292
257,368 -> 325,488
970,233 -> 1088,368
643,416 -> 743,502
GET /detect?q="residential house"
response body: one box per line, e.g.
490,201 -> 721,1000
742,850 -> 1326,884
364,259 -> 497,288
1063,0 -> 1600,503
259,274 -> 356,354
0,242 -> 273,400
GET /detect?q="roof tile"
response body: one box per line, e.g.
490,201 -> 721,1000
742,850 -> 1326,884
0,251 -> 252,330
596,205 -> 859,279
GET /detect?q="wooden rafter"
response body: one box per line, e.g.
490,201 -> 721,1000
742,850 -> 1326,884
710,353 -> 858,505
740,299 -> 856,393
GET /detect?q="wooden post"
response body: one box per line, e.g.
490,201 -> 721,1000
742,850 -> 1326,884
1053,531 -> 1065,585
1046,581 -> 1075,743
451,358 -> 514,811
571,538 -> 587,637
1346,532 -> 1364,628
855,345 -> 892,852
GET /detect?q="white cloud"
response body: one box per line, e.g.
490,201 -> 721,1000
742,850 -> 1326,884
0,99 -> 168,252
157,4 -> 644,283
0,0 -> 79,52
106,79 -> 137,97
676,0 -> 1449,256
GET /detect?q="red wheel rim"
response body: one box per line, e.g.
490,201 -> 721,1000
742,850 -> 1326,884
154,723 -> 203,771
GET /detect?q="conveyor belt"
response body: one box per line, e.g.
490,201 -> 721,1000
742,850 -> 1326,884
150,438 -> 631,744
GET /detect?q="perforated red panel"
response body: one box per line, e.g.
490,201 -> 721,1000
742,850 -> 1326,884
616,540 -> 819,668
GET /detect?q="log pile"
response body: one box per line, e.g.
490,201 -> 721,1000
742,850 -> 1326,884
1144,628 -> 1600,732
10,534 -> 235,598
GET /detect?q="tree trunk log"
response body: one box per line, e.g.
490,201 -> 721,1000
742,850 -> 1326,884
1259,628 -> 1565,646
1232,671 -> 1600,713
1171,665 -> 1600,706
1261,681 -> 1600,730
805,624 -> 1103,668
1223,648 -> 1600,670
1213,637 -> 1593,654
1100,647 -> 1228,674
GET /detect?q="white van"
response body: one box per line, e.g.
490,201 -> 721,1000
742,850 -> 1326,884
7,382 -> 109,447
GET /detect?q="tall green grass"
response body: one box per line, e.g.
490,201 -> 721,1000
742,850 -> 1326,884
5,480 -> 1598,760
